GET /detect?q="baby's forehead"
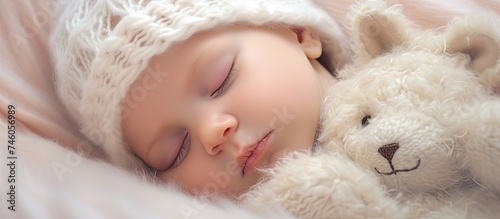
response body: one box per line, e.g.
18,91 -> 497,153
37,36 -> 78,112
155,23 -> 298,64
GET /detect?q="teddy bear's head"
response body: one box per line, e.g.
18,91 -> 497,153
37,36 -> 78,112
319,1 -> 500,193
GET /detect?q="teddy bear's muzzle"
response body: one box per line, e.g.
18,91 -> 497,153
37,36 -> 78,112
375,143 -> 421,175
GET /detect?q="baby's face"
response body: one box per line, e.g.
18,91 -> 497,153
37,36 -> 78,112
122,24 -> 335,197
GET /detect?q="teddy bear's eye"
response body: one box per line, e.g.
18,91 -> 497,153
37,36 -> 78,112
361,115 -> 372,126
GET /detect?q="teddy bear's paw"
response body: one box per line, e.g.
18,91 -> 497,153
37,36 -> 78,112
239,152 -> 411,218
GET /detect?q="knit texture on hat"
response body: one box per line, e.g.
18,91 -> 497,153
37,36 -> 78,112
51,0 -> 348,170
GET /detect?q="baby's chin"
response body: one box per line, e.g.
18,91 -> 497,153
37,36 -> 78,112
271,124 -> 319,167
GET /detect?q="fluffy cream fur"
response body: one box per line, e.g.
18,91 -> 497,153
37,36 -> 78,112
240,1 -> 500,218
240,150 -> 417,218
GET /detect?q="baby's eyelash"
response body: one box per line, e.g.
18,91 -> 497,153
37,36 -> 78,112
170,132 -> 190,170
211,61 -> 237,97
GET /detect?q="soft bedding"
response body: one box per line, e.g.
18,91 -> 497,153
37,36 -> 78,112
1,0 -> 498,218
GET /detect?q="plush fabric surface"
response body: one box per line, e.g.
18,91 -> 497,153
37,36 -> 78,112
0,0 -> 498,218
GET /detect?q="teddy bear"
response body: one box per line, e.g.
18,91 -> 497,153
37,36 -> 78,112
239,0 -> 500,218
320,0 -> 500,200
319,0 -> 500,217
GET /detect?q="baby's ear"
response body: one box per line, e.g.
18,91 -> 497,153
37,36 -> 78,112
294,27 -> 322,59
444,13 -> 500,75
349,0 -> 415,62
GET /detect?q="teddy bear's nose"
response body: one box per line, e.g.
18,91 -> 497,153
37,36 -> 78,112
378,143 -> 400,161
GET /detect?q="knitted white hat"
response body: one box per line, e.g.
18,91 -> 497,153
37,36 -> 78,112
51,0 -> 348,170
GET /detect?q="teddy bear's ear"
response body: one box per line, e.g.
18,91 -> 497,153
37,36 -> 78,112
349,1 -> 414,62
444,13 -> 500,74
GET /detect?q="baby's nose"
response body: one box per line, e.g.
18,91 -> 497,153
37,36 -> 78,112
199,114 -> 237,155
